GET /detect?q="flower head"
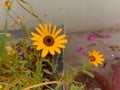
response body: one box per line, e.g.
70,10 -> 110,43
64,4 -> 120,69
89,50 -> 104,67
99,33 -> 111,39
17,16 -> 24,23
87,33 -> 97,41
6,45 -> 15,56
3,0 -> 11,8
77,46 -> 84,53
31,23 -> 68,57
0,84 -> 2,89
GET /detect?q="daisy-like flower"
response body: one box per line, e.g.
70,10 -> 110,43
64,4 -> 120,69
31,23 -> 68,57
3,0 -> 11,8
89,50 -> 104,67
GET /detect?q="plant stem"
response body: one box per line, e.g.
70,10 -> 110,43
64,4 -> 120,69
22,81 -> 63,90
16,0 -> 42,24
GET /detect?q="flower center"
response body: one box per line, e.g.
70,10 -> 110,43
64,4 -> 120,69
90,56 -> 96,62
43,36 -> 54,46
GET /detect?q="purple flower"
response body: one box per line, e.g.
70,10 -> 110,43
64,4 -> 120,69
18,51 -> 25,57
99,33 -> 111,39
77,46 -> 84,52
87,33 -> 97,41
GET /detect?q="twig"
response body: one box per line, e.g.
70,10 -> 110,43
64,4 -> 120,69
16,0 -> 42,24
4,76 -> 24,90
22,81 -> 63,90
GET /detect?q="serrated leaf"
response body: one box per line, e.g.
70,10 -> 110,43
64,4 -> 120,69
82,69 -> 94,78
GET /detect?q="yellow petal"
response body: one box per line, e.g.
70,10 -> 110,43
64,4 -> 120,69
55,44 -> 66,48
98,55 -> 103,57
58,45 -> 65,48
31,32 -> 41,37
88,51 -> 91,56
54,47 -> 61,54
31,36 -> 42,42
49,47 -> 55,55
53,28 -> 62,38
98,61 -> 103,64
32,42 -> 43,45
35,27 -> 44,36
0,85 -> 2,89
93,62 -> 98,67
93,50 -> 97,54
55,34 -> 66,41
49,22 -> 52,33
44,24 -> 49,34
41,47 -> 49,57
56,39 -> 68,44
36,45 -> 44,50
52,25 -> 57,35
39,23 -> 45,32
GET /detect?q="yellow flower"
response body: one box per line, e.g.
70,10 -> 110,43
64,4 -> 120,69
6,46 -> 16,56
17,16 -> 24,23
31,23 -> 68,57
3,0 -> 11,8
0,84 -> 2,89
89,50 -> 104,67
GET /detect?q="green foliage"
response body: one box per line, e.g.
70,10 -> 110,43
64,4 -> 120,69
0,0 -> 99,89
0,11 -> 8,65
69,84 -> 85,90
82,61 -> 94,78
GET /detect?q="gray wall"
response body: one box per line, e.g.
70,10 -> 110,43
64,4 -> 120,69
1,0 -> 120,32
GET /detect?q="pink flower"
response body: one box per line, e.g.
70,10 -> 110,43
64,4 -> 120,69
77,46 -> 84,53
87,33 -> 97,41
99,33 -> 111,39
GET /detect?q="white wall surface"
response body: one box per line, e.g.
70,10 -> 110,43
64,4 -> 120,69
1,0 -> 120,32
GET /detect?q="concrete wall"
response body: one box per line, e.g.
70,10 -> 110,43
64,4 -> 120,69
1,0 -> 120,32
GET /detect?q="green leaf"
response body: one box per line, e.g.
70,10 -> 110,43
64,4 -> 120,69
82,69 -> 94,78
10,0 -> 15,3
43,69 -> 53,75
0,12 -> 8,65
69,84 -> 85,90
83,61 -> 92,70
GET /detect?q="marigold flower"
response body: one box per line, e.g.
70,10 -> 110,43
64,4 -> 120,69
31,23 -> 68,57
89,50 -> 104,67
3,0 -> 11,8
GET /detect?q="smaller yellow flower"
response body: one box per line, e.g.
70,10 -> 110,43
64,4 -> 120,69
9,21 -> 16,27
6,46 -> 16,56
17,16 -> 24,23
0,84 -> 2,89
3,0 -> 11,8
89,50 -> 104,67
